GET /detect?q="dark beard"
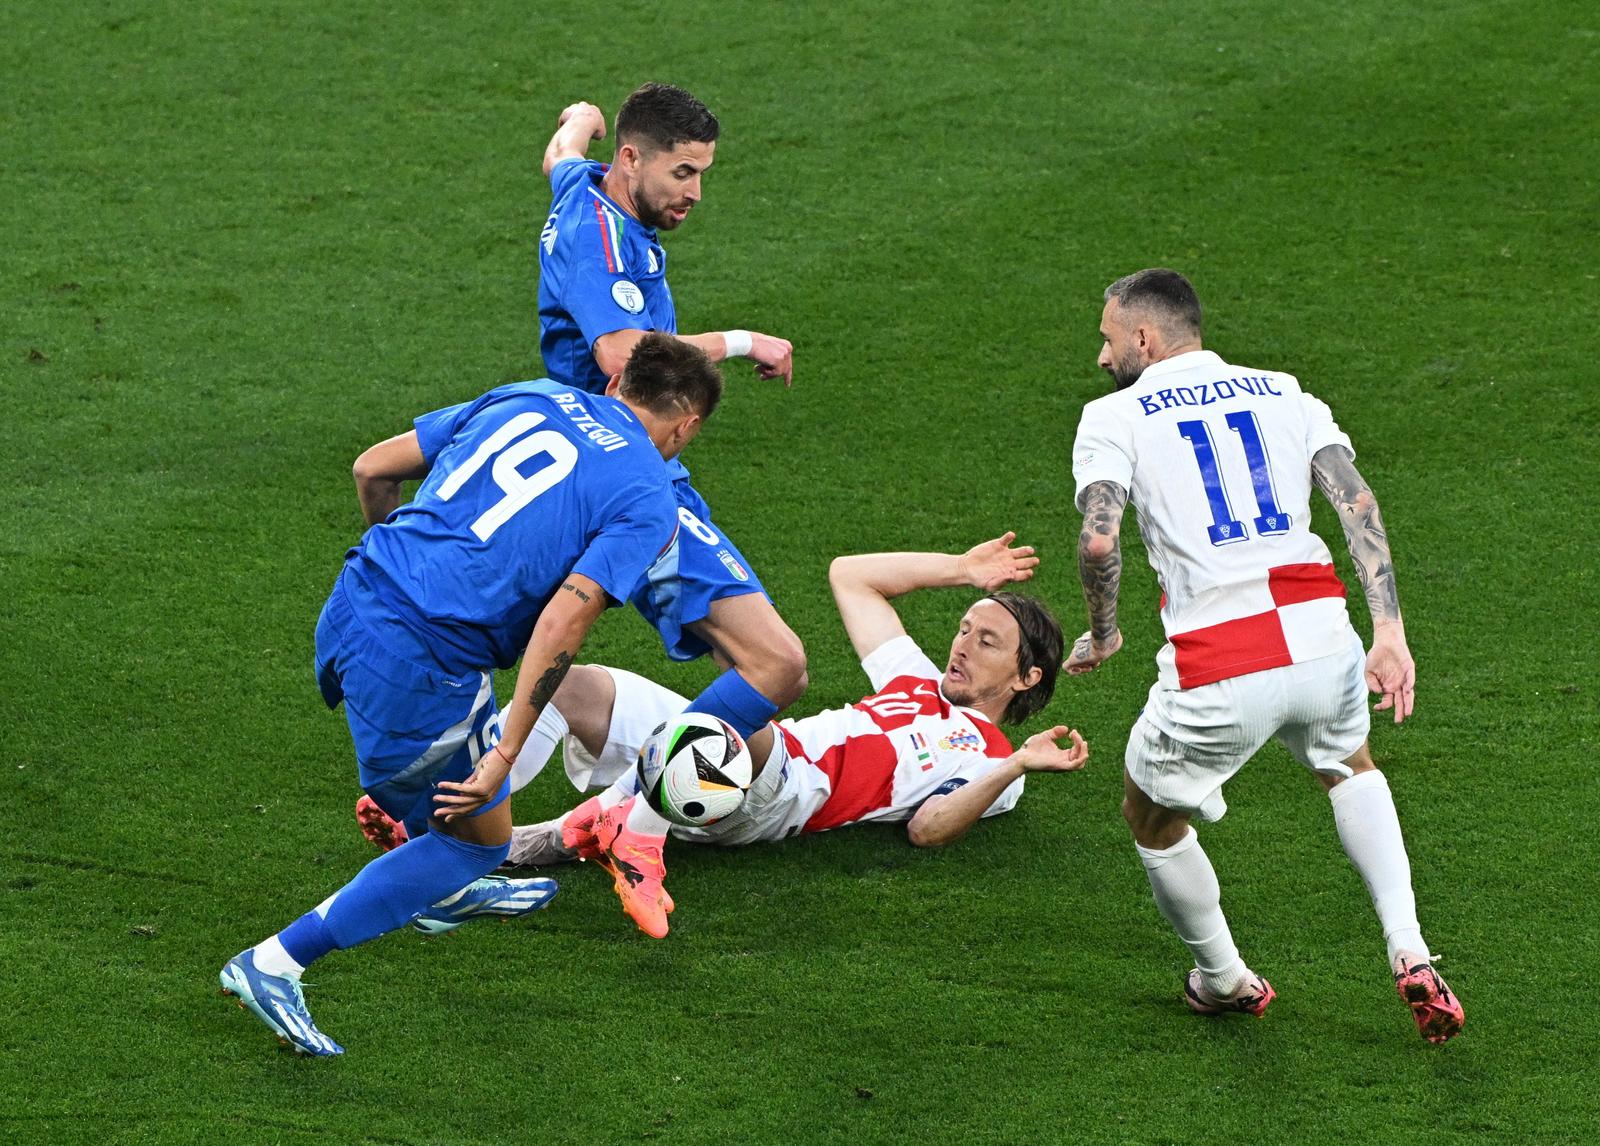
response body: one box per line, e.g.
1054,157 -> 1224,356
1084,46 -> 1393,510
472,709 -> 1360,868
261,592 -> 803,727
634,188 -> 679,231
1109,351 -> 1145,390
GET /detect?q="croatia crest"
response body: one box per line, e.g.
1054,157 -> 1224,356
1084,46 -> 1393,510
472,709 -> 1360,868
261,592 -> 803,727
938,728 -> 984,753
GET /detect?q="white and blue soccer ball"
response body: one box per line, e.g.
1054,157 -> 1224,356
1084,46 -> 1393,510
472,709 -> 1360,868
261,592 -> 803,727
636,712 -> 753,827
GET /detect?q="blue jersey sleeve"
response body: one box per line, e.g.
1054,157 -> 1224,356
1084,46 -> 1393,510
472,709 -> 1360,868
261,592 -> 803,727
571,483 -> 679,605
561,237 -> 658,349
548,156 -> 594,200
414,400 -> 474,466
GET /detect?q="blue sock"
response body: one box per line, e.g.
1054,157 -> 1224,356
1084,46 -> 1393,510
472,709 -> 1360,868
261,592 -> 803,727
277,831 -> 509,967
689,668 -> 779,740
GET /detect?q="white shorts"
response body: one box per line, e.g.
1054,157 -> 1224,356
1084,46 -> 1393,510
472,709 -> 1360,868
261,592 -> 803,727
560,667 -> 684,791
1126,634 -> 1370,823
561,666 -> 797,846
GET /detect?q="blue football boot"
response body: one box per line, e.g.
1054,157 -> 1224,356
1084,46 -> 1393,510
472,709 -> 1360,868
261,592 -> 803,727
219,950 -> 343,1056
411,875 -> 560,936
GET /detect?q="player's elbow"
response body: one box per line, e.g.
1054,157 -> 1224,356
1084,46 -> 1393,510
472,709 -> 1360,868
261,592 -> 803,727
906,819 -> 942,848
351,448 -> 386,491
1079,533 -> 1120,565
592,339 -> 631,379
827,556 -> 862,596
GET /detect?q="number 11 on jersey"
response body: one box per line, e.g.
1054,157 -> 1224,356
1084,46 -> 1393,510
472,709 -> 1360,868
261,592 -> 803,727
1177,411 -> 1292,547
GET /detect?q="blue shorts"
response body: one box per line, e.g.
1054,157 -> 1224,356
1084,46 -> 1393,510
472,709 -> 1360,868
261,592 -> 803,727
630,479 -> 769,662
314,568 -> 509,831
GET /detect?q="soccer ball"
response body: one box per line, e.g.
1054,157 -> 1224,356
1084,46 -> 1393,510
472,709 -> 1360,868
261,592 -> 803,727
636,712 -> 753,827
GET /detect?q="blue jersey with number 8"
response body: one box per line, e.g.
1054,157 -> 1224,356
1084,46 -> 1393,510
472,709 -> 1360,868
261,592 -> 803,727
349,380 -> 677,674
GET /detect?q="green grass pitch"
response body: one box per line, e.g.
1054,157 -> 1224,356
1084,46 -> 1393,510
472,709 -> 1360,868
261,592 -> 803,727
4,2 -> 1598,1143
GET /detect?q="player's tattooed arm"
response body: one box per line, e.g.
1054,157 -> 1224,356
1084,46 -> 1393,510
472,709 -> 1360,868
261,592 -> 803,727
1311,445 -> 1400,626
528,650 -> 574,712
559,580 -> 593,605
1077,480 -> 1128,643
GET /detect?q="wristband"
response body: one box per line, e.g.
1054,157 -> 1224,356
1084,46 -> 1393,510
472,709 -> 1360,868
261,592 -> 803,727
492,742 -> 517,769
722,329 -> 753,358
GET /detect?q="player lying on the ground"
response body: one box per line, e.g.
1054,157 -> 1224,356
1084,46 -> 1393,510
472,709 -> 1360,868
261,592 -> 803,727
360,534 -> 1089,939
1064,267 -> 1462,1044
220,335 -> 724,1056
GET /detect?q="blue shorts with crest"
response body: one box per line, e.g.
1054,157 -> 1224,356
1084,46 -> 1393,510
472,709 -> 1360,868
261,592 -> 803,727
630,479 -> 768,662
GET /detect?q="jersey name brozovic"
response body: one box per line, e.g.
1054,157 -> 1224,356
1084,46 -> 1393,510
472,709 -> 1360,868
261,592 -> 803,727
1072,349 -> 1357,690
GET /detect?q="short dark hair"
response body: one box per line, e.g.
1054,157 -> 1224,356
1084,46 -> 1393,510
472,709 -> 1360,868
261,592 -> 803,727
1104,268 -> 1203,341
618,333 -> 723,420
984,592 -> 1064,725
615,83 -> 719,152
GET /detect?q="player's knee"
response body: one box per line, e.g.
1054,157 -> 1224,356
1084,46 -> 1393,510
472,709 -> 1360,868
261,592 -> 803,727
749,634 -> 808,708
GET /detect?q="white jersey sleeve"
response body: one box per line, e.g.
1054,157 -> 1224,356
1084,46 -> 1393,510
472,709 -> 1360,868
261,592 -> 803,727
1072,397 -> 1136,510
861,634 -> 942,693
1300,389 -> 1355,460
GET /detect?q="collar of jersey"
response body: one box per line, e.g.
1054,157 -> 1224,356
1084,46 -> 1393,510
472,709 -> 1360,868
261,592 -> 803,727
584,166 -> 658,241
1133,349 -> 1224,387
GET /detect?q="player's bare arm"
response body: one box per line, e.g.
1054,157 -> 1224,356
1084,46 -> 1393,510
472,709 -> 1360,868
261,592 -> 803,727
594,329 -> 794,387
351,431 -> 429,526
542,101 -> 606,176
829,534 -> 1039,660
906,726 -> 1088,847
1311,444 -> 1415,722
434,573 -> 609,821
1065,481 -> 1128,674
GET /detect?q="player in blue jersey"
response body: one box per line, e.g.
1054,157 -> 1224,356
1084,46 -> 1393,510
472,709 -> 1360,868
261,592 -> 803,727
219,335 -> 724,1056
534,83 -> 807,931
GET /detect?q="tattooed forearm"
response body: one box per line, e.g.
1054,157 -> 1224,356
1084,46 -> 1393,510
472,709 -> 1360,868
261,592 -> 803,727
1311,445 -> 1400,625
559,581 -> 592,604
1077,480 -> 1128,642
529,650 -> 575,713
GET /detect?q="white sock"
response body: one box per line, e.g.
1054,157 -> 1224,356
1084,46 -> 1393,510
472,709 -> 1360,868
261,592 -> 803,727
507,819 -> 574,866
624,785 -> 672,836
597,767 -> 639,812
510,705 -> 570,793
1137,828 -> 1246,996
251,934 -> 306,980
1329,769 -> 1426,965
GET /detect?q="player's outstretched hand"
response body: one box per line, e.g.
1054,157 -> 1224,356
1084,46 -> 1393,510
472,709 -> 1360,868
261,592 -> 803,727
1064,628 -> 1122,675
1015,726 -> 1088,773
558,101 -> 606,139
1365,624 -> 1415,724
959,531 -> 1039,590
747,332 -> 794,387
433,747 -> 515,822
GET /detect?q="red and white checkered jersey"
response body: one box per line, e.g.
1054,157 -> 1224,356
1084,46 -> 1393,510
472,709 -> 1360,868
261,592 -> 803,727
1072,350 -> 1358,690
761,636 -> 1019,837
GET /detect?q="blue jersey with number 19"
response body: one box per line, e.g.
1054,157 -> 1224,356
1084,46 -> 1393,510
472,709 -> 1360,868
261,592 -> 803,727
349,380 -> 678,674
